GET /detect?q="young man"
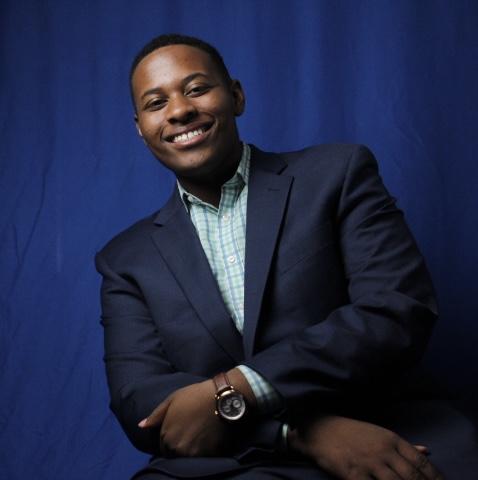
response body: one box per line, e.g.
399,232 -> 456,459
96,34 -> 477,479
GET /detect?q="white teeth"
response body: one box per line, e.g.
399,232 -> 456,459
172,128 -> 205,143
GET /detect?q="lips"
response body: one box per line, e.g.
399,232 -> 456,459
165,122 -> 213,144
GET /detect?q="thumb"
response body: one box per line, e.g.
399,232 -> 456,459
138,399 -> 171,428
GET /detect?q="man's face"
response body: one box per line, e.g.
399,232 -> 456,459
132,44 -> 245,181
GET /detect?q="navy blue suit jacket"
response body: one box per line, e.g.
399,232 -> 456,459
96,145 -> 476,478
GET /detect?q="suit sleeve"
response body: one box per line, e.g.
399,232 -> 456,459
95,252 -> 283,454
243,145 -> 438,422
95,252 -> 206,453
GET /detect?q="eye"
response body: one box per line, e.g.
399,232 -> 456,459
145,98 -> 166,111
186,84 -> 211,96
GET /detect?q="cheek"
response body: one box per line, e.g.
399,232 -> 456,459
137,114 -> 163,136
202,94 -> 235,118
212,108 -> 236,132
140,125 -> 155,140
139,125 -> 162,146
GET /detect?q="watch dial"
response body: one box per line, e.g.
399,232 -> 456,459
218,392 -> 245,420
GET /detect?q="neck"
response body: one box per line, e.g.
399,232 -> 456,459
177,143 -> 243,208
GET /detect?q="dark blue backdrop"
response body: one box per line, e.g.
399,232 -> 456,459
1,1 -> 477,478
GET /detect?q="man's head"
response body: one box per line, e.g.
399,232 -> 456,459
130,34 -> 245,185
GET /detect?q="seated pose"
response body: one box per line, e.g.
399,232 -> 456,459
96,34 -> 478,479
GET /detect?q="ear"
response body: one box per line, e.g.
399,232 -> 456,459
230,80 -> 245,117
134,115 -> 143,137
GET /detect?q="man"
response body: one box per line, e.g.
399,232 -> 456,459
96,34 -> 477,479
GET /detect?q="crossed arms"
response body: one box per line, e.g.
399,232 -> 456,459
96,146 -> 441,478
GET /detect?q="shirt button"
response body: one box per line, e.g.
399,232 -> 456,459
222,214 -> 230,223
227,255 -> 236,264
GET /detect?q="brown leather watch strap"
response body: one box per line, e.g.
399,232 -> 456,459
213,372 -> 232,395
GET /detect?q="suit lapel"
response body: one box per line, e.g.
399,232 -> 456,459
243,147 -> 293,358
151,192 -> 244,363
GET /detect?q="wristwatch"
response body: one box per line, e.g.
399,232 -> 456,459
213,372 -> 247,422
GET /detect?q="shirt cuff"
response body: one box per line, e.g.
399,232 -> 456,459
237,364 -> 284,414
281,423 -> 289,452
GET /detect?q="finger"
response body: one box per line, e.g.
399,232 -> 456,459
415,456 -> 443,480
414,445 -> 429,454
159,435 -> 176,458
388,453 -> 427,480
370,464 -> 402,480
138,399 -> 171,428
396,439 -> 443,479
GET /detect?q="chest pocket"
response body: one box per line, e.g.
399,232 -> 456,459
275,221 -> 335,275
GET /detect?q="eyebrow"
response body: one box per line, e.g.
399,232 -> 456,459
140,72 -> 210,100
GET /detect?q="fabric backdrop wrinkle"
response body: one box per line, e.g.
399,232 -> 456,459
1,1 -> 477,478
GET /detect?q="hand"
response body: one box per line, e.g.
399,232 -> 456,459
288,415 -> 443,480
138,380 -> 231,457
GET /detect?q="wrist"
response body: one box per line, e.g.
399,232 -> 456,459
287,427 -> 298,450
287,426 -> 310,457
226,367 -> 258,409
213,371 -> 248,422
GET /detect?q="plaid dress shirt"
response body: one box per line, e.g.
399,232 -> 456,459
177,143 -> 282,413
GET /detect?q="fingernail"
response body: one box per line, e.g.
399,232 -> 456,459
414,445 -> 429,453
138,418 -> 148,428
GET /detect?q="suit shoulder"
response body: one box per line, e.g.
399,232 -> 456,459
266,144 -> 376,183
96,212 -> 157,261
282,143 -> 374,166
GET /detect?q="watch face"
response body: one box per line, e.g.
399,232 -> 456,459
217,391 -> 246,421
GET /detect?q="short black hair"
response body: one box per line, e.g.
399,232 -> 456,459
130,34 -> 232,104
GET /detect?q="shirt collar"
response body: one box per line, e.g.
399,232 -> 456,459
177,143 -> 250,209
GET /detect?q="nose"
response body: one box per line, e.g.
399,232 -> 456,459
167,94 -> 197,124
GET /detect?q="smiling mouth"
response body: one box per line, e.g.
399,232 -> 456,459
166,123 -> 213,144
